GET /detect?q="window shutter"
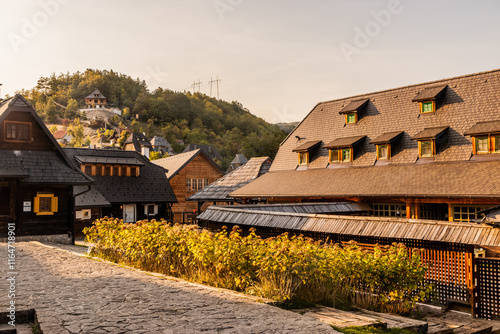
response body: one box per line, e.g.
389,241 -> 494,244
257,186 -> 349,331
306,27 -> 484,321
154,205 -> 158,215
51,196 -> 58,213
33,197 -> 40,213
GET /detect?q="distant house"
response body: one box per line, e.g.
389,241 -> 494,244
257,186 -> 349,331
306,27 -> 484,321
183,144 -> 222,164
226,154 -> 248,173
0,95 -> 92,243
53,129 -> 73,145
85,89 -> 107,109
123,132 -> 152,157
153,149 -> 223,221
188,157 -> 272,211
150,136 -> 175,156
63,148 -> 177,231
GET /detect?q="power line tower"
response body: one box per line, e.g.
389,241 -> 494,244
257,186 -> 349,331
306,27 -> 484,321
208,77 -> 221,99
191,80 -> 202,93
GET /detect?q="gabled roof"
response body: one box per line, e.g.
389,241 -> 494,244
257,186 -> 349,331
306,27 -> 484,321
324,135 -> 366,149
85,89 -> 106,99
64,148 -> 177,204
153,149 -> 222,180
183,144 -> 222,161
272,69 -> 500,172
292,140 -> 322,152
411,126 -> 449,140
464,120 -> 500,136
369,131 -> 404,145
411,85 -> 448,102
53,130 -> 69,139
124,132 -> 152,152
0,95 -> 92,185
150,136 -> 171,147
188,157 -> 272,202
231,154 -> 248,165
339,98 -> 370,114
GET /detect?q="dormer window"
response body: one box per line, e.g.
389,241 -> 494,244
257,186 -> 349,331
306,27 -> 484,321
325,135 -> 366,164
339,99 -> 369,125
370,131 -> 404,161
411,126 -> 449,158
412,85 -> 447,114
292,140 -> 322,166
464,120 -> 500,155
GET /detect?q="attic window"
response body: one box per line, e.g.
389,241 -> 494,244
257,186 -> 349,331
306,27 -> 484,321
411,127 -> 449,158
369,131 -> 404,160
339,99 -> 369,125
292,140 -> 322,166
4,121 -> 31,143
324,135 -> 366,163
412,85 -> 447,114
464,120 -> 500,155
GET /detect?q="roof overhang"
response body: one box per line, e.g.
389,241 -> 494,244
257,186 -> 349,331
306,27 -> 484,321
464,120 -> 500,136
324,135 -> 366,149
369,131 -> 404,145
412,85 -> 448,102
339,99 -> 370,114
411,126 -> 449,141
75,155 -> 145,166
292,140 -> 322,153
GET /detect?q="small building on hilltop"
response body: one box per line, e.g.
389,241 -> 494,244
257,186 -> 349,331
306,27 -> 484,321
63,148 -> 177,232
0,95 -> 92,243
153,149 -> 223,222
123,132 -> 152,157
151,136 -> 175,156
188,156 -> 272,212
226,154 -> 248,173
183,144 -> 222,164
85,89 -> 107,109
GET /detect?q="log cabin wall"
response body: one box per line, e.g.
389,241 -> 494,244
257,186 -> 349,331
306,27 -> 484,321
170,154 -> 223,215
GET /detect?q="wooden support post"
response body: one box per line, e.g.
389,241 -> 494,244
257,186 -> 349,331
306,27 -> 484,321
448,203 -> 454,222
465,246 -> 478,317
414,203 -> 420,219
406,202 -> 412,219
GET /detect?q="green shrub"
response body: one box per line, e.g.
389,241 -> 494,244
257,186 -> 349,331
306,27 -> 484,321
84,218 -> 432,314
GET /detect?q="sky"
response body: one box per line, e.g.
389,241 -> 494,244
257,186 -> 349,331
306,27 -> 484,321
0,0 -> 499,123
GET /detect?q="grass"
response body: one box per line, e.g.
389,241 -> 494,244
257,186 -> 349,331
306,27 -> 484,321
334,326 -> 415,334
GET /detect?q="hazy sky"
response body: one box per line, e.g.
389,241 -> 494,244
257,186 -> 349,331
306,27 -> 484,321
1,0 -> 499,123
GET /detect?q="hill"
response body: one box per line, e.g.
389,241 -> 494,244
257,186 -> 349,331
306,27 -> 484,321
16,69 -> 287,169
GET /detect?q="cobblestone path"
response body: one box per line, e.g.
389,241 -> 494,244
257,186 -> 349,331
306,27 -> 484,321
0,242 -> 337,333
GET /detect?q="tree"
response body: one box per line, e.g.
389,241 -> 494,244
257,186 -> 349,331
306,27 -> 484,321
83,135 -> 91,147
65,98 -> 79,119
149,151 -> 162,160
67,118 -> 85,147
49,125 -> 58,134
44,97 -> 58,123
131,119 -> 141,133
117,130 -> 130,148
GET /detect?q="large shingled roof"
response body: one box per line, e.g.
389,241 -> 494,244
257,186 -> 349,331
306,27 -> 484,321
64,148 -> 177,204
188,157 -> 272,202
153,149 -> 221,180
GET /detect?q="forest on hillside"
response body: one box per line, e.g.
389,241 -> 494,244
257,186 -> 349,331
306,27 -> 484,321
17,69 -> 287,169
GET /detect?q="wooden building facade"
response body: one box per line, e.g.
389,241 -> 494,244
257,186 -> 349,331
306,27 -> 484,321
153,149 -> 223,221
63,148 -> 177,233
0,95 -> 92,242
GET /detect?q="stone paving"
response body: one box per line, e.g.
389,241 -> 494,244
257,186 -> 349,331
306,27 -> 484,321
0,242 -> 337,333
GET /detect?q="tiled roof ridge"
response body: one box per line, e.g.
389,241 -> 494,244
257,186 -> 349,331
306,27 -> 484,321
155,148 -> 200,162
318,68 -> 500,106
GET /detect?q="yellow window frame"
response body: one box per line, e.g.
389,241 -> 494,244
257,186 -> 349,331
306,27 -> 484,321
418,140 -> 435,157
419,101 -> 436,113
33,193 -> 58,216
329,148 -> 353,163
298,152 -> 309,165
376,144 -> 391,160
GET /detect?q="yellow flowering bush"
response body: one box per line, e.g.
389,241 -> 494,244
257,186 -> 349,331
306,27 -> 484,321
84,218 -> 432,314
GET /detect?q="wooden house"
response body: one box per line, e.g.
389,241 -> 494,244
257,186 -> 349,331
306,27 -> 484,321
232,69 -> 500,223
188,156 -> 272,212
85,89 -> 107,109
150,136 -> 175,156
0,95 -> 92,243
63,148 -> 177,232
53,129 -> 72,146
123,132 -> 152,157
153,149 -> 223,221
